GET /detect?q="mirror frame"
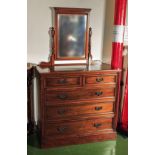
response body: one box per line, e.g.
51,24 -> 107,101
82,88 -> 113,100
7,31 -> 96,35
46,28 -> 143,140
54,7 -> 91,62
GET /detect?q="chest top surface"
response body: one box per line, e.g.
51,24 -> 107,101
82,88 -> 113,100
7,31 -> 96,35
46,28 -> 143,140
36,63 -> 120,75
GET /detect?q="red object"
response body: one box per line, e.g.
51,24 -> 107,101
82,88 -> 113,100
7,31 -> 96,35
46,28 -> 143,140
121,71 -> 128,132
111,0 -> 128,132
111,43 -> 124,69
111,0 -> 127,69
114,0 -> 127,25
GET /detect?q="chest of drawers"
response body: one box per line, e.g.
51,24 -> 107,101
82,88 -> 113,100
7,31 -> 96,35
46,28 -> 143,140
36,64 -> 120,148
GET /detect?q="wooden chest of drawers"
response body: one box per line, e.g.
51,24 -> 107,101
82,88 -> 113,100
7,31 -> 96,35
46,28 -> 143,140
36,64 -> 120,148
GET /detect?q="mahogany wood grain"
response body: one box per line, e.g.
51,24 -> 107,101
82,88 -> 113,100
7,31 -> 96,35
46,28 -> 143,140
37,63 -> 120,74
36,63 -> 120,148
46,113 -> 114,123
45,102 -> 114,120
45,87 -> 115,102
45,97 -> 116,106
85,75 -> 116,84
45,76 -> 81,87
45,117 -> 113,137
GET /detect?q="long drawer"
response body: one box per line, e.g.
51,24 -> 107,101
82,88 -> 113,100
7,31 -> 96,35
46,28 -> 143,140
45,87 -> 116,102
46,102 -> 114,120
45,117 -> 113,137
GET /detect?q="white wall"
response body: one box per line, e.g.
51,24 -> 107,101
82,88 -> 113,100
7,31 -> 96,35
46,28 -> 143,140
102,0 -> 115,64
27,0 -> 107,64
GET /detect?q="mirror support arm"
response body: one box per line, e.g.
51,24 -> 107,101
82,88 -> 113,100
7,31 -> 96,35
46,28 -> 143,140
88,27 -> 93,65
49,27 -> 55,66
39,27 -> 55,67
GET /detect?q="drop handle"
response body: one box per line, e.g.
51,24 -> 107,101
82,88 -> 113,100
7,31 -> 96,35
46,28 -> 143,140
96,77 -> 103,82
95,106 -> 102,111
57,109 -> 66,115
95,92 -> 103,96
57,127 -> 67,133
58,94 -> 68,99
58,79 -> 66,84
93,123 -> 102,128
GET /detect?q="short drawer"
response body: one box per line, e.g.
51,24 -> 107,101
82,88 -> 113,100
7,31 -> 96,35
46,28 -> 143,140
45,118 -> 113,136
46,102 -> 114,120
45,76 -> 81,88
45,87 -> 115,102
85,75 -> 116,85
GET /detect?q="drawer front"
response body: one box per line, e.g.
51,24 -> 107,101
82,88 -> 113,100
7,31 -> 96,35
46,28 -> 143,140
45,118 -> 113,136
45,76 -> 81,87
85,75 -> 116,85
46,102 -> 114,120
46,88 -> 115,102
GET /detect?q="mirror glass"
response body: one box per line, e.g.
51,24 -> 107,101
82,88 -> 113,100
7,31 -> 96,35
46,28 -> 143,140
58,14 -> 87,58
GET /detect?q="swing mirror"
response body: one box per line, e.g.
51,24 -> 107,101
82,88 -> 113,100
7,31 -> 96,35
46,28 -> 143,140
54,8 -> 91,63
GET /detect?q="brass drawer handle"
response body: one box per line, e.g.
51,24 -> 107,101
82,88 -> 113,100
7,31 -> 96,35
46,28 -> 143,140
57,94 -> 68,99
96,77 -> 103,82
95,106 -> 102,111
95,92 -> 103,96
57,109 -> 66,115
94,123 -> 102,128
58,79 -> 66,84
57,127 -> 67,133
